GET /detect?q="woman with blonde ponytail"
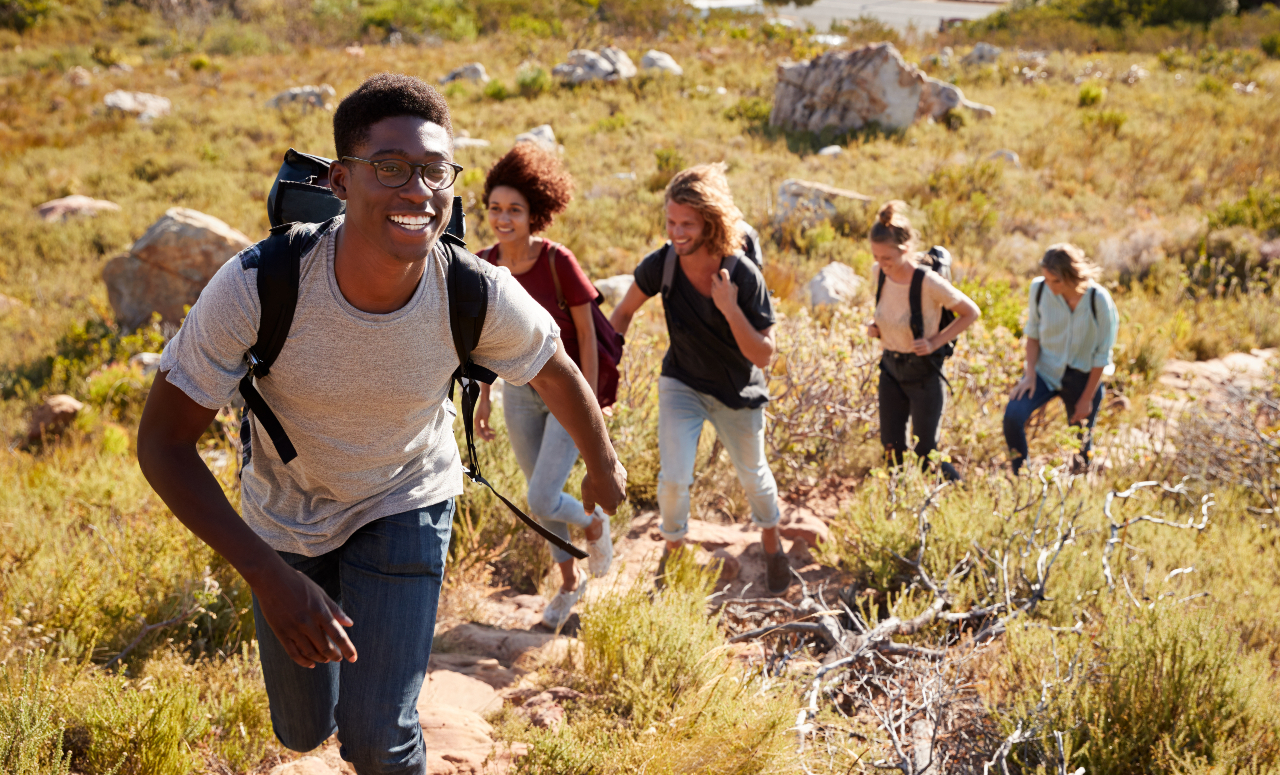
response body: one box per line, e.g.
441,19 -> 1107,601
867,201 -> 980,481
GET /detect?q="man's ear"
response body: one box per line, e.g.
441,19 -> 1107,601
329,159 -> 350,202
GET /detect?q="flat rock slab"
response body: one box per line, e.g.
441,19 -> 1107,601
435,622 -> 578,669
419,669 -> 503,715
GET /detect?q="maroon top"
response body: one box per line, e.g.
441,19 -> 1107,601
480,241 -> 597,367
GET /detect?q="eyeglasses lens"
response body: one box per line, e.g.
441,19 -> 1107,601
373,160 -> 457,190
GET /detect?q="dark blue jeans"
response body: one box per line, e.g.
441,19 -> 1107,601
1003,369 -> 1102,473
252,499 -> 454,775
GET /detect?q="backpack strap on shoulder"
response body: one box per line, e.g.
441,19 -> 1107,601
875,268 -> 886,306
660,243 -> 677,299
720,252 -> 741,279
238,219 -> 334,465
546,242 -> 568,311
1036,279 -> 1044,310
1090,286 -> 1097,321
908,267 -> 926,341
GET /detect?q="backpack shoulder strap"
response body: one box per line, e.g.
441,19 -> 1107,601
720,252 -> 741,279
545,242 -> 567,310
1090,286 -> 1098,321
875,267 -> 886,306
908,266 -> 926,340
238,219 -> 334,465
660,243 -> 677,299
1036,279 -> 1044,309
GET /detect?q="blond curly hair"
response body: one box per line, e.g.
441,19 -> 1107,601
665,162 -> 744,260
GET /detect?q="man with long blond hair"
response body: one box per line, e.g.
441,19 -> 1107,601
611,163 -> 791,594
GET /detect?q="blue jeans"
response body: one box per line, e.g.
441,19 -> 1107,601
657,376 -> 781,542
502,382 -> 595,564
252,500 -> 454,775
1003,369 -> 1103,473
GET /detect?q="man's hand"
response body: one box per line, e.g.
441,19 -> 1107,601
256,565 -> 358,668
1070,394 -> 1093,424
866,321 -> 880,339
582,458 -> 627,516
476,390 -> 496,441
1010,374 -> 1037,401
911,337 -> 936,356
710,268 -> 738,316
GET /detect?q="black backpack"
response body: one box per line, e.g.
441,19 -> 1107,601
1036,279 -> 1098,322
239,149 -> 586,559
875,246 -> 957,359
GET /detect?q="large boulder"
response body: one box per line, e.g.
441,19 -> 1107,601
962,42 -> 1002,66
594,274 -> 635,307
770,42 -> 994,135
917,77 -> 995,122
439,62 -> 490,84
807,262 -> 864,307
513,124 -> 556,151
102,208 -> 252,330
36,195 -> 121,223
103,90 -> 171,121
775,179 -> 870,226
552,47 -> 635,84
640,49 -> 683,76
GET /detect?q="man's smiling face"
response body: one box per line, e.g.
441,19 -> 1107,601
330,115 -> 454,264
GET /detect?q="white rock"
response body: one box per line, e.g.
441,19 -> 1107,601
600,46 -> 637,79
989,149 -> 1021,167
454,137 -> 491,149
775,179 -> 870,226
962,42 -> 1002,66
265,84 -> 336,111
128,352 -> 162,376
514,124 -> 556,150
916,77 -> 995,122
809,34 -> 847,47
103,90 -> 171,121
771,42 -> 994,135
594,274 -> 635,307
439,62 -> 489,84
640,49 -> 683,76
816,145 -> 842,156
553,50 -> 615,84
808,263 -> 863,307
36,195 -> 121,222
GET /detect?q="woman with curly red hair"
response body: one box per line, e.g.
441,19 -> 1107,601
475,141 -> 613,629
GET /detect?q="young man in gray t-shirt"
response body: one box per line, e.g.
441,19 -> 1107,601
137,74 -> 626,774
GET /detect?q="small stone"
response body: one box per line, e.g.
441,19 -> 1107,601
65,66 -> 92,87
344,45 -> 365,57
36,195 -> 121,223
439,62 -> 489,85
128,352 -> 162,376
268,756 -> 338,775
777,511 -> 831,549
989,149 -> 1021,167
640,49 -> 683,76
26,395 -> 84,446
265,84 -> 336,111
962,42 -> 1002,66
807,263 -> 864,307
103,90 -> 171,121
816,145 -> 842,157
514,124 -> 556,151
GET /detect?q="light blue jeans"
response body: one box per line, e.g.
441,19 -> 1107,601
253,500 -> 454,775
657,376 -> 781,542
502,382 -> 596,564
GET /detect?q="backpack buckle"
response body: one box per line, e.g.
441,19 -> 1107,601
246,348 -> 269,378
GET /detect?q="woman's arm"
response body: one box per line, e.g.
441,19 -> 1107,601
609,282 -> 650,337
569,303 -> 599,398
476,382 -> 495,441
915,295 -> 980,355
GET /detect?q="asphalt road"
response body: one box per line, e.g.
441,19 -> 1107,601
694,0 -> 1006,31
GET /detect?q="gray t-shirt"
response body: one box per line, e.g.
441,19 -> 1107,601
158,220 -> 559,556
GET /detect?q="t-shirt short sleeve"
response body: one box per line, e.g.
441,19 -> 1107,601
923,271 -> 972,316
633,247 -> 666,297
157,247 -> 262,410
1025,278 -> 1043,340
550,244 -> 599,308
733,260 -> 775,332
471,262 -> 561,386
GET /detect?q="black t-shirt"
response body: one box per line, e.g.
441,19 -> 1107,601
634,245 -> 776,409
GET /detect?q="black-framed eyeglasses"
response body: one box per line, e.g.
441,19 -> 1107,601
340,156 -> 463,190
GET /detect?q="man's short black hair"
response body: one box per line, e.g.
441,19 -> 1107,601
333,73 -> 453,159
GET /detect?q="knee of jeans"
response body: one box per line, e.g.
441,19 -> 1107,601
274,723 -> 333,754
1002,409 -> 1026,434
340,730 -> 423,775
526,484 -> 562,518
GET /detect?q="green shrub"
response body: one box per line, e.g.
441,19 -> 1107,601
516,65 -> 551,99
957,278 -> 1024,336
1082,109 -> 1128,136
0,654 -> 72,775
1072,0 -> 1237,26
724,96 -> 772,124
482,78 -> 511,101
67,673 -> 208,775
1197,75 -> 1227,96
1263,33 -> 1280,58
1078,81 -> 1106,107
188,53 -> 211,71
645,147 -> 687,193
1209,186 -> 1280,238
0,0 -> 50,32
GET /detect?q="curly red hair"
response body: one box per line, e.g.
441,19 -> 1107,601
482,143 -> 574,233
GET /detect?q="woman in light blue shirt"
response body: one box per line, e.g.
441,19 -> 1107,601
1004,244 -> 1118,473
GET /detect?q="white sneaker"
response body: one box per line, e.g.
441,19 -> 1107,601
542,576 -> 588,630
586,509 -> 614,578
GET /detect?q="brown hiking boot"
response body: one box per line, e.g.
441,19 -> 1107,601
766,549 -> 792,595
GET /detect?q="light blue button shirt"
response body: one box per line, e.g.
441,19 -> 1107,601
1025,278 -> 1118,392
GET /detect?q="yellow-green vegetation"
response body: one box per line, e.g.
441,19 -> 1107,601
2,1 -> 1280,772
